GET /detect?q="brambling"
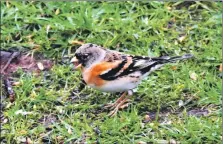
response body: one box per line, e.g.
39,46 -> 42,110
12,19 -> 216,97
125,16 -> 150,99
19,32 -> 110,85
71,43 -> 193,116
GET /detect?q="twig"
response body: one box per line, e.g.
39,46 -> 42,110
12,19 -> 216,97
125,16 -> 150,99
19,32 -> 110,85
3,78 -> 15,102
1,52 -> 20,73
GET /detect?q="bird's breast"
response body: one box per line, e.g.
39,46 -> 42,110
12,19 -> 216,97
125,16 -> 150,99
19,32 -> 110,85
82,68 -> 105,88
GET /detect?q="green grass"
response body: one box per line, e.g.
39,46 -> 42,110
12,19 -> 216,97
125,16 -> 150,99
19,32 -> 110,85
1,1 -> 222,143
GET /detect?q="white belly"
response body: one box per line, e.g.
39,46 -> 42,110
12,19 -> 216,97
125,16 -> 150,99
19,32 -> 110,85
90,77 -> 141,92
83,68 -> 143,92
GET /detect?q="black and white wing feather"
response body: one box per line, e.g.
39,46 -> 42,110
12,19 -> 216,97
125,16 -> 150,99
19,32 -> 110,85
100,52 -> 193,81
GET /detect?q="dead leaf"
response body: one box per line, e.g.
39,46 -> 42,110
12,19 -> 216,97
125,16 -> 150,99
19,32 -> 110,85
169,139 -> 178,144
6,1 -> 10,8
3,119 -> 8,124
20,130 -> 27,135
200,71 -> 205,76
55,9 -> 60,15
33,44 -> 41,49
6,103 -> 12,108
190,72 -> 197,81
46,25 -> 51,34
30,90 -> 37,98
178,100 -> 184,107
156,140 -> 169,144
162,27 -> 168,31
140,122 -> 145,128
143,112 -> 156,123
56,136 -> 64,141
56,106 -> 65,114
37,62 -> 44,70
68,127 -> 72,134
15,110 -> 34,115
156,139 -> 179,144
219,64 -> 222,72
144,114 -> 151,122
12,81 -> 21,86
167,6 -> 172,10
174,40 -> 178,45
16,136 -> 26,143
69,40 -> 84,45
171,66 -> 177,70
178,35 -> 187,43
26,137 -> 33,144
138,141 -> 147,144
26,35 -> 33,39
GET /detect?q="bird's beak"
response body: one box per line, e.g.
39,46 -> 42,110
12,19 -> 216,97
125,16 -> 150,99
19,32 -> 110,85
70,57 -> 82,69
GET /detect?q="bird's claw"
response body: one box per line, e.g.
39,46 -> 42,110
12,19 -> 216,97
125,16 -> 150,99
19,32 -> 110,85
107,98 -> 132,117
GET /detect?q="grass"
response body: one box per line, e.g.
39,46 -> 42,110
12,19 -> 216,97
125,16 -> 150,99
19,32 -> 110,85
1,1 -> 222,143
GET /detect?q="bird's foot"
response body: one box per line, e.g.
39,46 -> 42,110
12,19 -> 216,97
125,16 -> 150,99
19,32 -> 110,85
107,97 -> 132,117
104,92 -> 127,110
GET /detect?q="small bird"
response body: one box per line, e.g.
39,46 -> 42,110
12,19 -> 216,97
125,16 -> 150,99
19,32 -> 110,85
71,43 -> 193,116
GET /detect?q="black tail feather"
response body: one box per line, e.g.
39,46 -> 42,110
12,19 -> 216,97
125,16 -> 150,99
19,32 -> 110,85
140,54 -> 193,74
152,53 -> 194,63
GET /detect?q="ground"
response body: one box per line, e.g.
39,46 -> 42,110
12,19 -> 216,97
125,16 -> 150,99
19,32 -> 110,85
1,1 -> 222,144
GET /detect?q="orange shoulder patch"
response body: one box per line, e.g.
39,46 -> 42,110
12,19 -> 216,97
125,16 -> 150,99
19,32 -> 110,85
83,61 -> 121,87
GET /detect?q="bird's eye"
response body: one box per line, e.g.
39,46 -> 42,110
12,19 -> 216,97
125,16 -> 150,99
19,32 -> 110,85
75,53 -> 90,61
82,53 -> 90,59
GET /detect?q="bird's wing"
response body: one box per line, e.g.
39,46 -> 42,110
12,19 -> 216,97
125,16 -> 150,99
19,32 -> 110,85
99,50 -> 157,80
98,52 -> 129,80
99,51 -> 193,81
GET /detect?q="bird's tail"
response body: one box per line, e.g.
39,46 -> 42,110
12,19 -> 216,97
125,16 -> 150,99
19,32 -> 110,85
140,54 -> 194,75
152,54 -> 194,63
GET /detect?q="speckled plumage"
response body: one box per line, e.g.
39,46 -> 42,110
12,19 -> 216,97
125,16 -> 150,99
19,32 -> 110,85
71,43 -> 193,92
71,43 -> 193,116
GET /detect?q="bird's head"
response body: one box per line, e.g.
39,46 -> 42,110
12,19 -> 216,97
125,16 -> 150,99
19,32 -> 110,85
71,43 -> 106,69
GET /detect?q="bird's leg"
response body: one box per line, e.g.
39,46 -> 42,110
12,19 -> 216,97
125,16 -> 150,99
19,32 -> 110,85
107,97 -> 132,117
105,91 -> 127,109
105,90 -> 133,116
